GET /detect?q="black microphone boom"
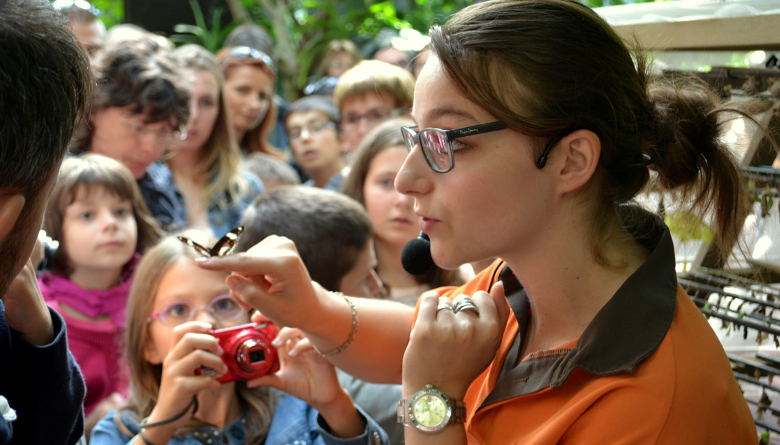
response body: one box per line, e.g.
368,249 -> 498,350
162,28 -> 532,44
401,231 -> 434,275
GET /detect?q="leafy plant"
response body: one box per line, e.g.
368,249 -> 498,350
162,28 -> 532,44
170,0 -> 235,52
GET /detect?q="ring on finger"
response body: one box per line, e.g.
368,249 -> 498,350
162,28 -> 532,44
454,300 -> 480,316
436,303 -> 455,313
453,297 -> 475,311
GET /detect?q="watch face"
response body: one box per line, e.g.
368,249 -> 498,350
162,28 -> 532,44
411,393 -> 448,429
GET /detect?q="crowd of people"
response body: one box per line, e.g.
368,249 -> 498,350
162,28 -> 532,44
0,0 -> 765,444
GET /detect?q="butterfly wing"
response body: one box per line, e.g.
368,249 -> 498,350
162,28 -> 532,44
177,236 -> 213,258
210,226 -> 245,257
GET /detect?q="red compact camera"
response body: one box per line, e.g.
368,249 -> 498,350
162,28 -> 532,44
196,322 -> 280,383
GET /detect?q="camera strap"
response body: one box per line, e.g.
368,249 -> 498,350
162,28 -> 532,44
138,395 -> 199,430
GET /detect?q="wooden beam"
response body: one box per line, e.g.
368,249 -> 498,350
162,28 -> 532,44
612,13 -> 780,51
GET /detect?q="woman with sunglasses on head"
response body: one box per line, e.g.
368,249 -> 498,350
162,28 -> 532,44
91,234 -> 390,445
72,36 -> 190,233
168,45 -> 264,239
199,0 -> 759,443
217,46 -> 285,160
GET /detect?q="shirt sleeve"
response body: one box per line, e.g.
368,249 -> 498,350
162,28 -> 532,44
1,307 -> 86,445
315,404 -> 390,445
89,410 -> 136,445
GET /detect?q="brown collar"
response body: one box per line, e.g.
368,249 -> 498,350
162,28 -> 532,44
480,214 -> 677,410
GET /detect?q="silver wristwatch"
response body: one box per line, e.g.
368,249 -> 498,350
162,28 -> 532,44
397,384 -> 467,433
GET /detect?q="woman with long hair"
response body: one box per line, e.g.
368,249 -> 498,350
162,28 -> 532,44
199,0 -> 759,443
169,45 -> 263,238
217,46 -> 284,159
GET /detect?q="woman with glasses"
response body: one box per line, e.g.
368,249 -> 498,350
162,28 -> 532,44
217,46 -> 285,160
199,0 -> 759,443
72,36 -> 189,233
91,234 -> 390,445
285,96 -> 346,191
168,45 -> 264,239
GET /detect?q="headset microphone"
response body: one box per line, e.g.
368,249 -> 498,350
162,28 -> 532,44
401,231 -> 434,275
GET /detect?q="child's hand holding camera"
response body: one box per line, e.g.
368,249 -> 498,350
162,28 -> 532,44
143,322 -> 226,443
250,326 -> 367,439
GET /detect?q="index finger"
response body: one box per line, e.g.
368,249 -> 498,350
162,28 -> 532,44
195,235 -> 299,274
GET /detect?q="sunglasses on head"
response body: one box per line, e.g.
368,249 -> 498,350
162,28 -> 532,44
221,46 -> 276,76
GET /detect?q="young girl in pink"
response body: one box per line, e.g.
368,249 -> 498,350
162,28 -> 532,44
38,154 -> 163,437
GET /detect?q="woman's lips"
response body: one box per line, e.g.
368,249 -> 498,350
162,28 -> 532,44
419,216 -> 439,233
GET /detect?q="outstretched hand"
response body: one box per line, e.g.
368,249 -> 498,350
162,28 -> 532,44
196,236 -> 326,331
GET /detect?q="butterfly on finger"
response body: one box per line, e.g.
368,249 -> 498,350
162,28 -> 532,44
177,226 -> 244,257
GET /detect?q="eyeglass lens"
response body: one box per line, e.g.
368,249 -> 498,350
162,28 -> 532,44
403,128 -> 452,173
420,130 -> 451,172
157,295 -> 244,327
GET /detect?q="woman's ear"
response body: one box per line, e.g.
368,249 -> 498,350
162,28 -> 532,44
554,129 -> 601,195
0,190 -> 26,246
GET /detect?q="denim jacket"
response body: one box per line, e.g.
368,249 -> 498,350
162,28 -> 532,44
176,171 -> 264,239
137,161 -> 187,233
90,393 -> 389,445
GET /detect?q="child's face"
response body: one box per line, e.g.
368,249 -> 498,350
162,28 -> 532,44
144,256 -> 251,364
363,146 -> 419,249
62,186 -> 138,276
338,240 -> 383,298
339,91 -> 397,153
287,110 -> 342,175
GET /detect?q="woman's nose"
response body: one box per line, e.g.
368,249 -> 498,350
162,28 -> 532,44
395,145 -> 432,197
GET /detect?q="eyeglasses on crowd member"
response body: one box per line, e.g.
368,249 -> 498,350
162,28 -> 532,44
90,234 -> 390,445
198,0 -> 765,444
71,36 -> 190,233
285,96 -> 347,192
333,60 -> 415,155
0,0 -> 92,443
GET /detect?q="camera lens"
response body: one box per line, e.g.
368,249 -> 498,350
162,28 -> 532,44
249,350 -> 265,363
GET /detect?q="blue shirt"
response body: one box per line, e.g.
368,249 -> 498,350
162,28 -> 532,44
175,171 -> 265,239
137,161 -> 187,233
91,393 -> 389,445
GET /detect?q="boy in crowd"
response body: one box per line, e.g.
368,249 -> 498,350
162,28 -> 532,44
237,187 -> 404,444
285,97 -> 347,191
333,60 -> 415,153
0,0 -> 92,443
244,153 -> 302,192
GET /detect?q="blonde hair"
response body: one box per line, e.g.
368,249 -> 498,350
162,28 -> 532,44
333,60 -> 415,112
43,153 -> 163,276
169,45 -> 251,212
120,235 -> 275,444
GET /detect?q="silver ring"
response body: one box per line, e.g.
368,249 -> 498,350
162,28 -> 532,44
453,298 -> 480,316
453,296 -> 475,311
436,303 -> 454,313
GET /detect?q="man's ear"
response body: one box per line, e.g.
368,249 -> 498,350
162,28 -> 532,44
554,129 -> 601,195
0,190 -> 26,245
143,337 -> 163,365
